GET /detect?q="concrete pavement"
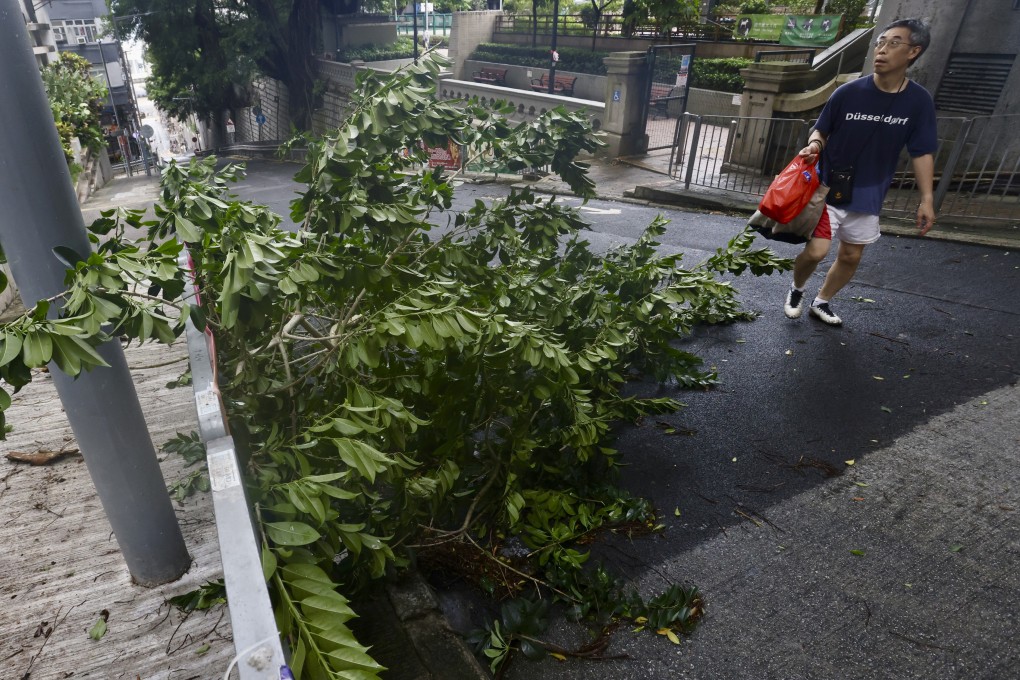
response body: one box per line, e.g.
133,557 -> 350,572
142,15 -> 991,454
5,153 -> 1015,678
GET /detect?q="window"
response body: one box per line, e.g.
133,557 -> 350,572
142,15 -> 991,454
90,66 -> 109,88
51,19 -> 100,44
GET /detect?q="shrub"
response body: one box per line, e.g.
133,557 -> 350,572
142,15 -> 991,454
690,58 -> 752,93
0,54 -> 789,675
335,37 -> 418,63
469,42 -> 611,75
41,52 -> 107,165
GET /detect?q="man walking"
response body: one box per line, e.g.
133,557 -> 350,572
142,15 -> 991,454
784,18 -> 938,327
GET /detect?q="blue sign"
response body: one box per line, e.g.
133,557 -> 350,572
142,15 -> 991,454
255,113 -> 267,126
613,90 -> 620,102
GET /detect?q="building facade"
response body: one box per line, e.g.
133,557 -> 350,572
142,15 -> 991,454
32,0 -> 139,161
869,0 -> 1019,117
18,0 -> 58,68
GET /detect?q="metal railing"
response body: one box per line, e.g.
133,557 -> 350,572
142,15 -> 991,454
394,12 -> 453,36
670,113 -> 811,193
645,45 -> 695,152
494,14 -> 733,41
179,249 -> 287,679
669,112 -> 1020,225
755,48 -> 815,63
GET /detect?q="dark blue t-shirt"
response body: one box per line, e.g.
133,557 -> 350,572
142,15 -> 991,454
815,76 -> 938,215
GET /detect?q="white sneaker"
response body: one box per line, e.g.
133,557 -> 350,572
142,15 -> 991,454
784,288 -> 805,319
809,302 -> 843,326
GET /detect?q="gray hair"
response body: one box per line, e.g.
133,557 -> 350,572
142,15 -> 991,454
882,18 -> 931,64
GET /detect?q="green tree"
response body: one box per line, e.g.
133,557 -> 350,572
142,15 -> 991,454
826,0 -> 869,33
635,0 -> 699,36
111,0 -> 335,131
41,52 -> 108,166
0,55 -> 790,673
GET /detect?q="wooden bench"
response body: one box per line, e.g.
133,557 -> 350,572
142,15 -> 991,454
529,73 -> 577,97
472,68 -> 507,86
650,84 -> 682,119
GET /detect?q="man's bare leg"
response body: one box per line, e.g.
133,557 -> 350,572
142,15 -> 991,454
785,238 -> 831,319
817,241 -> 866,301
793,237 -> 832,289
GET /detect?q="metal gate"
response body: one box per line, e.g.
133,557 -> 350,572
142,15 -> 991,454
644,44 -> 696,151
670,113 -> 811,195
670,112 -> 1020,224
884,114 -> 1020,223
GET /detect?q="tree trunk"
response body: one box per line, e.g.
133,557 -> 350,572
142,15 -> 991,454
286,0 -> 320,131
531,0 -> 538,48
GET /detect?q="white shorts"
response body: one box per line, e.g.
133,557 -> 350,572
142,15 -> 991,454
823,205 -> 881,245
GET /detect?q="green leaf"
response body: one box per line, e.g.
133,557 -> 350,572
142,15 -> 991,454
261,546 -> 277,581
22,332 -> 53,367
334,438 -> 391,483
323,646 -> 386,672
88,617 -> 107,640
265,521 -> 320,546
300,592 -> 357,621
281,562 -> 333,585
0,334 -> 23,368
950,544 -> 964,553
175,214 -> 201,241
850,549 -> 866,556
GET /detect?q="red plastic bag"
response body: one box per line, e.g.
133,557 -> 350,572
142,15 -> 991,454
759,156 -> 820,224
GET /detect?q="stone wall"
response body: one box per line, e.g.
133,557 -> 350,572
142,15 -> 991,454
438,78 -> 605,131
233,77 -> 292,143
447,11 -> 500,81
688,87 -> 741,118
464,59 -> 605,101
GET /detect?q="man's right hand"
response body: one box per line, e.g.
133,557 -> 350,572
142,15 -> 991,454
798,144 -> 820,163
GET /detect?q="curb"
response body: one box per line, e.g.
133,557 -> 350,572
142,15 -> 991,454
387,572 -> 490,680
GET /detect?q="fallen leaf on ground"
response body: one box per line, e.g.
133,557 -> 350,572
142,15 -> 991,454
845,459 -> 855,466
850,549 -> 866,556
881,406 -> 893,413
657,628 -> 681,644
852,496 -> 865,501
6,448 -> 80,465
950,544 -> 964,553
88,614 -> 108,641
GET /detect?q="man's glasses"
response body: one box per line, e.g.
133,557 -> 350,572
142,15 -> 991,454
874,39 -> 916,49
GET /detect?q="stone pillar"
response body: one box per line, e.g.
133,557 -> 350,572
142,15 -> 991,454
731,62 -> 814,173
601,51 -> 650,158
448,11 -> 500,81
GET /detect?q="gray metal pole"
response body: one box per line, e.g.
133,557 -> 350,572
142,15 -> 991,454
0,0 -> 190,586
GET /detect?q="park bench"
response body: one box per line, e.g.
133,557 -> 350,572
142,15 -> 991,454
530,73 -> 577,97
649,84 -> 683,119
472,68 -> 508,86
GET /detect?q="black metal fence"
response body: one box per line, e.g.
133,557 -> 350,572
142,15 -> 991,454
494,14 -> 733,41
669,112 -> 1020,224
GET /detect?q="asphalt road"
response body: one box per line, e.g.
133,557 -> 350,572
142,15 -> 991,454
230,159 -> 1020,679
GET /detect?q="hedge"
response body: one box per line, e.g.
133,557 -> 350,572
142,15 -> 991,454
469,43 -> 749,92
